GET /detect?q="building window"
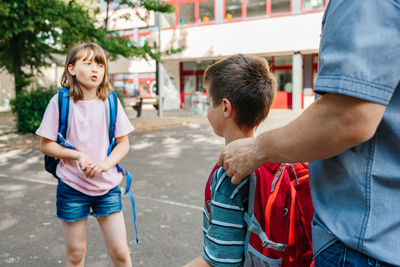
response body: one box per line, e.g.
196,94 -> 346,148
139,73 -> 156,97
271,0 -> 291,14
110,73 -> 139,97
274,55 -> 292,66
272,56 -> 293,92
303,0 -> 324,11
199,0 -> 214,23
122,29 -> 136,43
161,11 -> 176,28
275,70 -> 293,91
179,2 -> 195,25
138,28 -> 150,47
247,0 -> 266,17
225,0 -> 242,19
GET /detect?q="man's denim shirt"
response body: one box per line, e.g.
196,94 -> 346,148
309,0 -> 400,265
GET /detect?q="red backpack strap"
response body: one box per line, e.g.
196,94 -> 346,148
287,182 -> 297,263
264,164 -> 286,237
205,163 -> 219,213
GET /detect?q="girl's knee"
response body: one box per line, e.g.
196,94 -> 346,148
110,246 -> 131,263
67,244 -> 86,265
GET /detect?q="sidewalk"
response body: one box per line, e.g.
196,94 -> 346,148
0,105 -> 208,152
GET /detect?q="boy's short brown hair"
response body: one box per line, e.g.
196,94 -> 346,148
204,54 -> 276,129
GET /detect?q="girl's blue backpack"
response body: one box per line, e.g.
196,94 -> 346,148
44,86 -> 139,243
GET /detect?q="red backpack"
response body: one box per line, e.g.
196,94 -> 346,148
205,162 -> 313,266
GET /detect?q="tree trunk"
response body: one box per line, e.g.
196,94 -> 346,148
105,1 -> 110,30
11,35 -> 25,98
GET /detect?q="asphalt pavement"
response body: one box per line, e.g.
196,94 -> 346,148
0,107 -> 301,266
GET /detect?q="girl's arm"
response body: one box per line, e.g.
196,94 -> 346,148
83,135 -> 130,178
40,137 -> 90,170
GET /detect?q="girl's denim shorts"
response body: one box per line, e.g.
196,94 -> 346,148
55,178 -> 123,222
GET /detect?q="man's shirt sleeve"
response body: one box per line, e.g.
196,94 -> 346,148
202,167 -> 249,267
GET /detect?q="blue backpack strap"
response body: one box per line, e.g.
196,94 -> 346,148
105,91 -> 139,244
243,170 -> 288,253
107,91 -> 117,145
58,87 -> 70,140
57,87 -> 77,150
244,172 -> 257,253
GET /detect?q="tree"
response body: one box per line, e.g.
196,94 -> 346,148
0,0 -> 179,97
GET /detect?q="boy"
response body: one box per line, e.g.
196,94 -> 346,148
185,54 -> 276,267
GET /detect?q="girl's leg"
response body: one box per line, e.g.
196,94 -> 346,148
97,212 -> 132,267
62,219 -> 88,267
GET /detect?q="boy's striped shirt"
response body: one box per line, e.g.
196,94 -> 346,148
202,166 -> 249,266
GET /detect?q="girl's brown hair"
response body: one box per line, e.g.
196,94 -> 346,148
61,43 -> 112,101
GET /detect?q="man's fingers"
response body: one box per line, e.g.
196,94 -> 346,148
226,169 -> 234,179
231,175 -> 239,185
217,151 -> 225,167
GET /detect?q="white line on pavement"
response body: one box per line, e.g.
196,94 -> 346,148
134,195 -> 202,211
0,173 -> 57,185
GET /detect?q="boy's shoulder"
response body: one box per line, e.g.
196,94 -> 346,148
210,166 -> 250,201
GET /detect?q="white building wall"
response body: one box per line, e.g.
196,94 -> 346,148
37,64 -> 65,89
108,56 -> 156,74
160,12 -> 322,60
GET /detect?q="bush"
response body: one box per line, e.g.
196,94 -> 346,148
10,87 -> 56,133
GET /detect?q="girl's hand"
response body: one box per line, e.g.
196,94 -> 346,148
77,152 -> 91,171
83,161 -> 111,178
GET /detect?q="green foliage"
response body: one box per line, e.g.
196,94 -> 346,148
9,87 -> 57,133
123,0 -> 175,13
0,0 -> 99,93
0,0 -> 180,95
1,0 -> 182,132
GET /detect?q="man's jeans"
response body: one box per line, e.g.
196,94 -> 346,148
315,241 -> 397,267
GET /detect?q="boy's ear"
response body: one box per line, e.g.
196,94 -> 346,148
67,64 -> 76,76
222,98 -> 233,118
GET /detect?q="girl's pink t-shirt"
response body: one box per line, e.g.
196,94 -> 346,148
36,94 -> 134,196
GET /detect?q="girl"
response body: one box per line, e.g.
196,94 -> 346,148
36,43 -> 134,267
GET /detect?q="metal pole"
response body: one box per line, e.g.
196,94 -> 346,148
156,10 -> 163,118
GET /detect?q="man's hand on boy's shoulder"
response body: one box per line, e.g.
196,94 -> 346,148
218,137 -> 261,184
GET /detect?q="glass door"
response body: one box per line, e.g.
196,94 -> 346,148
183,75 -> 196,109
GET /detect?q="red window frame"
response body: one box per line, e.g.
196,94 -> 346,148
165,0 -> 217,28
222,0 -> 293,23
269,55 -> 293,109
164,0 -> 328,28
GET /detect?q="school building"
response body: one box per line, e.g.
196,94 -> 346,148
0,0 -> 326,111
105,0 -> 327,111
